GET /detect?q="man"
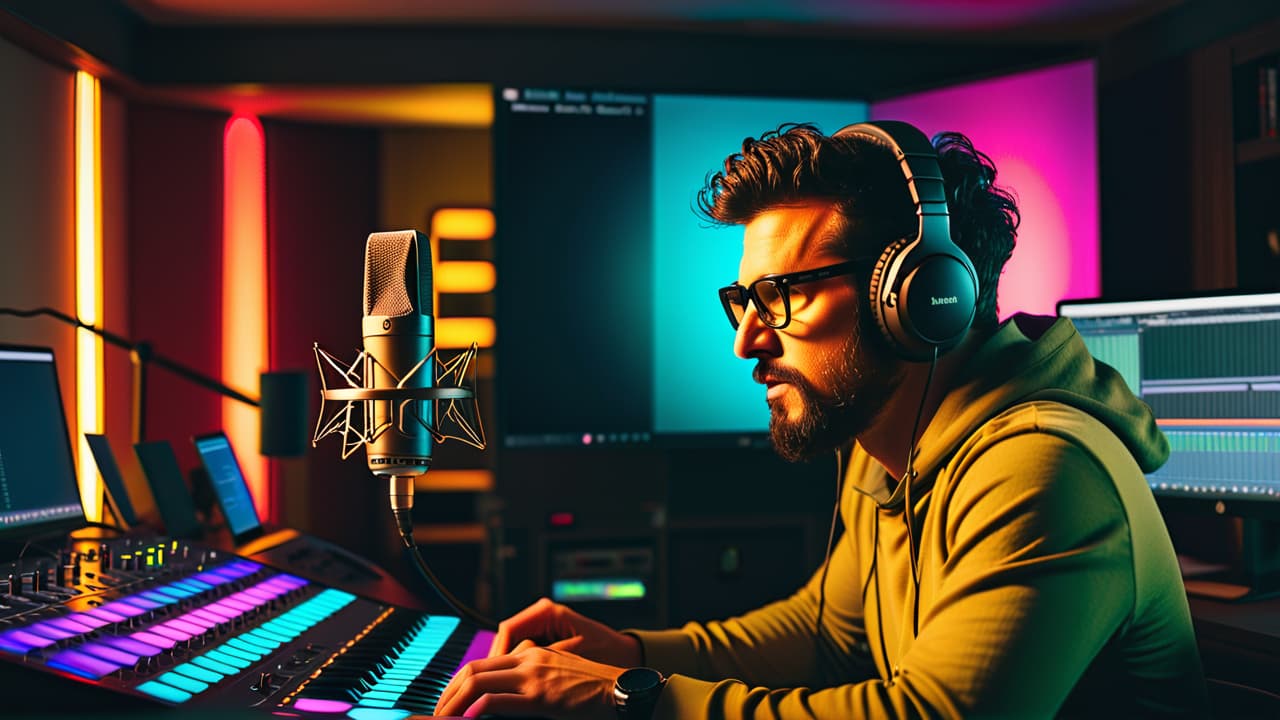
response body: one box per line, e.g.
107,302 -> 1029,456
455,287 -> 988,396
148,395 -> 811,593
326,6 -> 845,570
436,122 -> 1207,718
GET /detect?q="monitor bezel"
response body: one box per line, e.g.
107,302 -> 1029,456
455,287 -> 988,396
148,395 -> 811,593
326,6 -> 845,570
0,343 -> 88,540
1057,289 -> 1280,520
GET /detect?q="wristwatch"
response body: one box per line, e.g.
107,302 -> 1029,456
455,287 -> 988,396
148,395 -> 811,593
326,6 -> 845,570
613,667 -> 666,719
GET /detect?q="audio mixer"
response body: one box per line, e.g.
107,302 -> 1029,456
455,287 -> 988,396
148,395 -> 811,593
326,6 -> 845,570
0,534 -> 491,718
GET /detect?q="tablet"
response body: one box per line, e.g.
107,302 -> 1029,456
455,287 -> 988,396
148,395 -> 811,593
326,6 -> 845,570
133,440 -> 202,539
84,433 -> 139,528
193,431 -> 264,545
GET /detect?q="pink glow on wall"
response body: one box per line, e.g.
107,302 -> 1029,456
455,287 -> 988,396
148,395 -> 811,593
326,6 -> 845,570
871,60 -> 1099,317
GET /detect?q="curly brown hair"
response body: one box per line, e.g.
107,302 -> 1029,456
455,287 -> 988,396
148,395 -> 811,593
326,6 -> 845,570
696,123 -> 1019,328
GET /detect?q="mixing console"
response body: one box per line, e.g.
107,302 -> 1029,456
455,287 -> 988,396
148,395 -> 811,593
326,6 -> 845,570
0,535 -> 490,718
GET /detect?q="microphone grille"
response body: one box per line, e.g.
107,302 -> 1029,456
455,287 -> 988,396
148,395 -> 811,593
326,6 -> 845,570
363,230 -> 433,317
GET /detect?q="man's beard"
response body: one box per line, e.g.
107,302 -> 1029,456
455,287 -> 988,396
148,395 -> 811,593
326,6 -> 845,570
758,330 -> 901,462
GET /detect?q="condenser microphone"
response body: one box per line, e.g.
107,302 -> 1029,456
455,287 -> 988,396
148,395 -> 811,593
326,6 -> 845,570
362,230 -> 435,514
312,227 -> 491,628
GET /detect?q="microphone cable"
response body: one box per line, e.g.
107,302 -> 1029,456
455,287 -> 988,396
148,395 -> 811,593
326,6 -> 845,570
391,498 -> 497,630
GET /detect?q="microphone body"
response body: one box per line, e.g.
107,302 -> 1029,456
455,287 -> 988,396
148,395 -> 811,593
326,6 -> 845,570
361,230 -> 435,482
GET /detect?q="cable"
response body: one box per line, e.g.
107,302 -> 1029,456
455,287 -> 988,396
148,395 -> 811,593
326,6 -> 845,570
814,445 -> 846,641
902,346 -> 939,637
391,505 -> 497,630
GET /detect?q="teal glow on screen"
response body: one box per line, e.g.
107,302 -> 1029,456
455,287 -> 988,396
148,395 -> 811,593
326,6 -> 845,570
651,96 -> 868,434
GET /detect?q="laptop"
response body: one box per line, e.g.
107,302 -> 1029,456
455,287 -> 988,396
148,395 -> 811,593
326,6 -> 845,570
84,433 -> 140,528
193,430 -> 265,545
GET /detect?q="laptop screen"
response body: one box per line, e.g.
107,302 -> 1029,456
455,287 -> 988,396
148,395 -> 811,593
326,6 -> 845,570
193,431 -> 263,543
0,346 -> 85,536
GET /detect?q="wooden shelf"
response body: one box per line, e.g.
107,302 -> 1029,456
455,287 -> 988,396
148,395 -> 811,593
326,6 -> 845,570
1238,137 -> 1280,166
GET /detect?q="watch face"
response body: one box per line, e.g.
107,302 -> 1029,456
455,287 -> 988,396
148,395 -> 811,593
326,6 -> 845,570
617,667 -> 664,694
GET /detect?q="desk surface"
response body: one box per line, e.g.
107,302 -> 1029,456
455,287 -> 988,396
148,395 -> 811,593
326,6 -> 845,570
1188,594 -> 1280,693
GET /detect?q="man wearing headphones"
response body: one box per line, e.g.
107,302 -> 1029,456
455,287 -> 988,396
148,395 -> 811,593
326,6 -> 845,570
437,122 -> 1208,718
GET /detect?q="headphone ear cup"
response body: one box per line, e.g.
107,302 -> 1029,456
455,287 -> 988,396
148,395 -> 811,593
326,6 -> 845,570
867,236 -> 913,357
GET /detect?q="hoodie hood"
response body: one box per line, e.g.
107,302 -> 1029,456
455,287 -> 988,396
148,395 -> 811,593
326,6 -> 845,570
858,313 -> 1170,507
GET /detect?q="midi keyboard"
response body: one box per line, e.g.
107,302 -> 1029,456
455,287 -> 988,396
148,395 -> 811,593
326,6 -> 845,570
0,536 -> 490,718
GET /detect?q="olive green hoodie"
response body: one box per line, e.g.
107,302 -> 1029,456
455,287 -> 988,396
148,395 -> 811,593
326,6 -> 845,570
630,315 -> 1207,718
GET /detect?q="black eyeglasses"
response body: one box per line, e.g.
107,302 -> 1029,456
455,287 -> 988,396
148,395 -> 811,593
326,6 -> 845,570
718,258 -> 870,330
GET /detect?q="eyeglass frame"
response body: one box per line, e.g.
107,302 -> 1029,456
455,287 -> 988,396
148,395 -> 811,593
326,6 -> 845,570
718,257 -> 877,331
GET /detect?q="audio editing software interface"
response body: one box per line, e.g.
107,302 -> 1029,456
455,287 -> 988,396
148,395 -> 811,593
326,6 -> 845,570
0,345 -> 493,717
1062,293 -> 1280,501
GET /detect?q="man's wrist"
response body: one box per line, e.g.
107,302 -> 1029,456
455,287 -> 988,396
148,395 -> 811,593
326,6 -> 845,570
613,666 -> 666,719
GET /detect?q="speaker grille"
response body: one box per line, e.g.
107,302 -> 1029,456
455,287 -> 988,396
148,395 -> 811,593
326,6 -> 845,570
364,231 -> 416,317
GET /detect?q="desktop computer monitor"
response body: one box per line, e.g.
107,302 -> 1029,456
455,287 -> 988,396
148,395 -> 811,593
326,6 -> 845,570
0,345 -> 85,538
1058,291 -> 1280,519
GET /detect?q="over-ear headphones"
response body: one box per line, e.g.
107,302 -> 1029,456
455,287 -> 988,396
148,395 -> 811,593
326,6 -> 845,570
832,121 -> 978,361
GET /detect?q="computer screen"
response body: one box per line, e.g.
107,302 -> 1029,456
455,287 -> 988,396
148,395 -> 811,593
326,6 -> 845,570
494,87 -> 868,449
1059,292 -> 1280,514
0,346 -> 85,536
193,431 -> 263,543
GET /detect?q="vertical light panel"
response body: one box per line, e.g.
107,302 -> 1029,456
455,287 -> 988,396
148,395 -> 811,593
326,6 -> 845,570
223,116 -> 269,519
75,71 -> 103,522
430,208 -> 496,349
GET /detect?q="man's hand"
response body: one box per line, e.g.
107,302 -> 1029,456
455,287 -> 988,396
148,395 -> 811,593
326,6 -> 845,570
490,597 -> 643,668
435,640 -> 624,719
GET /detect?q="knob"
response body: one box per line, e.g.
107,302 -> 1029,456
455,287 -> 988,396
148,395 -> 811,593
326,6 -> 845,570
6,573 -> 20,596
254,671 -> 275,695
99,543 -> 112,570
56,564 -> 69,586
29,570 -> 42,594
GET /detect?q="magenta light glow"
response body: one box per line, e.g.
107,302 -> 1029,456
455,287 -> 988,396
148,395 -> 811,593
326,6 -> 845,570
871,60 -> 1099,317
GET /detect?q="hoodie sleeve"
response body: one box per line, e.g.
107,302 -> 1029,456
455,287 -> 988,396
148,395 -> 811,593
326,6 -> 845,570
629,428 -> 1147,719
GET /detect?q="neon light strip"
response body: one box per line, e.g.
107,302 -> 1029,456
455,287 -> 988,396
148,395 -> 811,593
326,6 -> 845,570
75,71 -> 103,522
223,116 -> 269,520
1157,419 -> 1280,428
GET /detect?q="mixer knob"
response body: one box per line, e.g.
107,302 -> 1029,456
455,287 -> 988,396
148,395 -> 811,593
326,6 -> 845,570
254,671 -> 275,695
99,543 -> 112,570
6,574 -> 20,597
29,570 -> 42,594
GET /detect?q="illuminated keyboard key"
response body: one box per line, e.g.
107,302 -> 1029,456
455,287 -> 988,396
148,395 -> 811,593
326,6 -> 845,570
225,638 -> 267,658
47,648 -> 122,679
166,618 -> 206,636
172,662 -> 223,683
139,591 -> 176,605
98,600 -> 146,618
63,613 -> 109,630
190,654 -> 238,675
120,595 -> 162,611
85,607 -> 128,623
98,635 -> 163,657
213,643 -> 260,663
203,648 -> 251,669
79,642 -> 139,666
131,631 -> 177,650
0,629 -> 56,652
156,670 -> 209,694
294,698 -> 353,713
347,709 -> 411,720
136,680 -> 192,704
150,624 -> 193,642
25,622 -> 76,641
153,586 -> 193,600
